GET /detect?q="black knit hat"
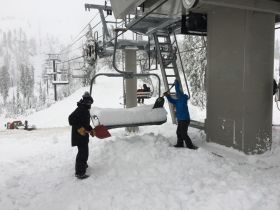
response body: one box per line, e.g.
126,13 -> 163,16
81,91 -> 93,105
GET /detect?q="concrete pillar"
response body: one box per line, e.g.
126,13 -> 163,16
125,48 -> 139,133
206,6 -> 275,154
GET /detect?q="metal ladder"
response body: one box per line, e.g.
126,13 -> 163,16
153,31 -> 183,124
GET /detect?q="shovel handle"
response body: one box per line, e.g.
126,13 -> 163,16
163,83 -> 176,96
168,83 -> 175,91
91,115 -> 100,126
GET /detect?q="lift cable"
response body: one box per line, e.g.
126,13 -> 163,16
59,17 -> 106,56
63,45 -> 85,55
60,55 -> 85,64
91,19 -> 103,31
71,12 -> 99,45
106,29 -> 126,45
60,12 -> 100,54
98,34 -> 104,40
60,33 -> 87,55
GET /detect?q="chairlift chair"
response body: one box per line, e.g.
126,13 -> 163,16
137,90 -> 152,100
137,83 -> 153,101
87,28 -> 169,129
84,36 -> 98,65
89,73 -> 167,129
90,105 -> 168,130
90,105 -> 167,129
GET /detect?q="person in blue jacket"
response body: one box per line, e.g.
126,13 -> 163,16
164,79 -> 196,149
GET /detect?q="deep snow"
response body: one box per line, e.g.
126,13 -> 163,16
1,76 -> 280,210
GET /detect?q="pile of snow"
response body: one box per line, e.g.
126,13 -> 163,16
1,71 -> 280,210
1,124 -> 280,210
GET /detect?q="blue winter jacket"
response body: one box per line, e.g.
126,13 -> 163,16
166,80 -> 190,121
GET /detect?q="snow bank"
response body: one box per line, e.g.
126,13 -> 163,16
1,125 -> 280,210
1,75 -> 280,210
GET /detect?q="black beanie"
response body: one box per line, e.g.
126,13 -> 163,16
82,91 -> 93,105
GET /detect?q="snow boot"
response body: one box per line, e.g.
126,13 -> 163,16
174,143 -> 184,148
187,145 -> 198,150
75,174 -> 90,180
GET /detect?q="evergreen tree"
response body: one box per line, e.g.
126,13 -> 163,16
19,64 -> 34,106
181,35 -> 207,109
7,30 -> 12,48
28,38 -> 37,55
16,86 -> 22,115
4,53 -> 11,67
2,32 -> 7,46
12,90 -> 16,114
0,65 -> 10,104
39,81 -> 46,106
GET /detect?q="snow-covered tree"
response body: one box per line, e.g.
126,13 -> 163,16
2,32 -> 7,46
7,30 -> 12,48
181,35 -> 207,109
39,81 -> 46,106
28,38 -> 37,55
0,65 -> 10,104
15,86 -> 22,115
19,64 -> 34,105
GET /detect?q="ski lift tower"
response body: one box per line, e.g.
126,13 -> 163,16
110,0 -> 280,154
85,3 -> 155,132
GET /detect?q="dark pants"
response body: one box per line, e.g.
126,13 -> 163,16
138,97 -> 144,103
75,144 -> 89,175
176,120 -> 194,148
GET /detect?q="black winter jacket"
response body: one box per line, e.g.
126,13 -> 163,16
68,102 -> 93,146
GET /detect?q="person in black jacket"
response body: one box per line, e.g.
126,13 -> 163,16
137,84 -> 151,104
68,91 -> 95,179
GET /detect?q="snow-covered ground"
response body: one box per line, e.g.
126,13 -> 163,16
1,76 -> 280,210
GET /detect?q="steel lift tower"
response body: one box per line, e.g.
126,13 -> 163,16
110,0 -> 280,154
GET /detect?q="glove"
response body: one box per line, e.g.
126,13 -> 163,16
163,91 -> 169,96
90,129 -> 96,137
77,127 -> 87,136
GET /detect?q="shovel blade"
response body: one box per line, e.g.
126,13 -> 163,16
153,97 -> 165,109
94,125 -> 111,139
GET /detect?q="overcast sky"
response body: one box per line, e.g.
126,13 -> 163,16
0,0 -> 279,46
0,0 -> 106,43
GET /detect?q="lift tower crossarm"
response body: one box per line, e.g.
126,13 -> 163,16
85,4 -> 112,11
126,0 -> 168,31
85,4 -> 112,41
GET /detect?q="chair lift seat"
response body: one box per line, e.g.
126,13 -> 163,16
137,90 -> 152,99
90,105 -> 167,129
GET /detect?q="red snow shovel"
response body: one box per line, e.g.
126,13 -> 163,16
93,125 -> 111,139
91,115 -> 111,139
